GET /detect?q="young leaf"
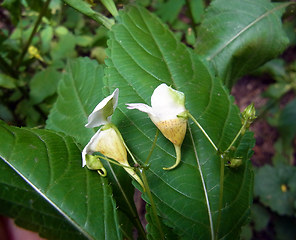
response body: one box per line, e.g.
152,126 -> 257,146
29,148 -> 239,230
195,0 -> 290,88
105,5 -> 254,239
0,121 -> 122,240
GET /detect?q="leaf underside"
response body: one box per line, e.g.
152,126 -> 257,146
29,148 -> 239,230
105,5 -> 254,239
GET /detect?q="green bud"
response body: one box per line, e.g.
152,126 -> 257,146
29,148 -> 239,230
242,103 -> 256,124
241,103 -> 256,134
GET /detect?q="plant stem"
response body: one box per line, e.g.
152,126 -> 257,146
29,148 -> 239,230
215,156 -> 225,239
140,169 -> 165,240
99,155 -> 135,170
15,0 -> 51,72
188,112 -> 218,151
224,121 -> 247,153
107,162 -> 147,240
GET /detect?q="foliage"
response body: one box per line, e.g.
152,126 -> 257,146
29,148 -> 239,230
0,0 -> 294,240
239,4 -> 296,239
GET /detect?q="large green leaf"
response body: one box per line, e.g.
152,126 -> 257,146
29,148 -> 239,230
105,5 -> 254,240
195,0 -> 290,88
0,121 -> 121,240
46,58 -> 142,238
0,160 -> 85,240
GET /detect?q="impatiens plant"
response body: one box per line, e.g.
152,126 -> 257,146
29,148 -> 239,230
0,0 -> 294,239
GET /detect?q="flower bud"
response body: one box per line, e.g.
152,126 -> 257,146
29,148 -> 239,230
241,103 -> 256,135
242,103 -> 256,125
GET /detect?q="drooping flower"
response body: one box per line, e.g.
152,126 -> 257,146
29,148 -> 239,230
82,88 -> 119,167
82,89 -> 144,189
126,83 -> 188,170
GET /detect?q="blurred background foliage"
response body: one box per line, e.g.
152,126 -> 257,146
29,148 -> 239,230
0,0 -> 295,239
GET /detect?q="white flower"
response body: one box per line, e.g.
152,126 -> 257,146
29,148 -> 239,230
126,83 -> 187,146
82,124 -> 144,189
83,124 -> 127,167
126,83 -> 188,170
82,89 -> 144,188
85,88 -> 119,128
82,88 -> 119,166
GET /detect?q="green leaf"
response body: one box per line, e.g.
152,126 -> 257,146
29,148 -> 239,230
63,0 -> 114,29
51,30 -> 77,60
0,120 -> 122,239
46,58 -> 143,238
0,73 -> 16,89
40,25 -> 54,53
46,57 -> 105,146
105,5 -> 254,239
155,0 -> 185,24
29,67 -> 61,104
100,0 -> 119,17
1,0 -> 22,23
145,204 -> 178,240
195,0 -> 290,88
278,99 -> 296,145
188,0 -> 205,24
0,160 -> 85,240
251,204 -> 270,232
254,164 -> 296,216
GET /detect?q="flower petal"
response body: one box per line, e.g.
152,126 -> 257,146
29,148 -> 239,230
85,88 -> 119,128
126,103 -> 154,115
151,83 -> 186,121
82,128 -> 102,167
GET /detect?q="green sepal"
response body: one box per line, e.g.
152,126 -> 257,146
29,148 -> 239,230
85,154 -> 107,177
